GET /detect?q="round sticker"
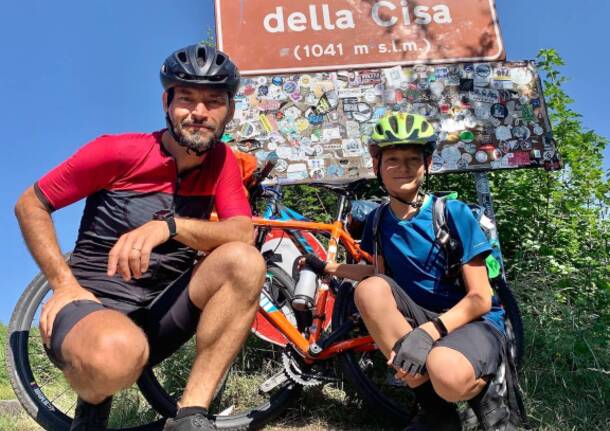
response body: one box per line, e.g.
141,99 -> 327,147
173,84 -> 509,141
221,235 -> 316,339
441,145 -> 461,163
299,75 -> 312,88
475,151 -> 489,163
313,145 -> 324,156
257,77 -> 268,86
476,64 -> 492,78
271,76 -> 284,86
240,121 -> 256,139
257,86 -> 269,96
310,168 -> 325,180
512,126 -> 531,140
490,103 -> 508,119
460,130 -> 475,143
283,81 -> 297,93
533,124 -> 544,136
495,126 -> 512,141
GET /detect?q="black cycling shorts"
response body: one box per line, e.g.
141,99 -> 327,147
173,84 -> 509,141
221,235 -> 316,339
376,274 -> 503,379
45,268 -> 200,369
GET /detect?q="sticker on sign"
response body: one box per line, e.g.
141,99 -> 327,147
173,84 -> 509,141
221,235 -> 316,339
215,0 -> 505,75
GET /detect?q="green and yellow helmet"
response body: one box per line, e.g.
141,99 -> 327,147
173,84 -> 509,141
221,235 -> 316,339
369,113 -> 437,156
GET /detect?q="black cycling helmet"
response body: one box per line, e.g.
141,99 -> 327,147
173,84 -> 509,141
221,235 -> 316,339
160,43 -> 240,97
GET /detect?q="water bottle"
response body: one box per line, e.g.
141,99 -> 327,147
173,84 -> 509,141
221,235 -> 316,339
291,265 -> 318,311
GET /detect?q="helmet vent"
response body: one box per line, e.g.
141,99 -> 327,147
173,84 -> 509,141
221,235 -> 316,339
177,51 -> 188,63
389,115 -> 399,133
405,114 -> 414,133
196,47 -> 207,67
421,121 -> 429,133
216,53 -> 226,66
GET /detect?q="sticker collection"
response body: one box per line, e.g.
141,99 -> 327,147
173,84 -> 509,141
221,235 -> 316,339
223,61 -> 558,185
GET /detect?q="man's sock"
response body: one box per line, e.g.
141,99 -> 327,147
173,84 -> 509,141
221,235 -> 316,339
175,406 -> 209,420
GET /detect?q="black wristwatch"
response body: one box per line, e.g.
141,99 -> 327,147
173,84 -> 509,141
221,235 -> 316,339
153,209 -> 177,239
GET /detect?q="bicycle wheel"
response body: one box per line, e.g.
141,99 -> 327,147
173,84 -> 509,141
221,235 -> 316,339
5,271 -> 165,431
332,282 -> 417,426
137,264 -> 301,430
493,279 -> 525,368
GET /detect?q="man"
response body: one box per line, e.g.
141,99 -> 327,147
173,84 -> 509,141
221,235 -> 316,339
14,43 -> 265,431
303,113 -> 521,430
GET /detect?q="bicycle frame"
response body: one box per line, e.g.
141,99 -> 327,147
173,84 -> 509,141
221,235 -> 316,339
252,192 -> 376,363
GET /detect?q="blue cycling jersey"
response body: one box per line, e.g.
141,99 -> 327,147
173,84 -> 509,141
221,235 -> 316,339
361,195 -> 505,334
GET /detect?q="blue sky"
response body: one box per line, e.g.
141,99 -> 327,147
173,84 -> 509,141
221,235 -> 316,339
2,0 -> 609,323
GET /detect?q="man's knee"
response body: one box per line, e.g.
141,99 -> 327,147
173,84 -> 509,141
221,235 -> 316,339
427,346 -> 476,402
66,327 -> 149,383
193,242 -> 265,302
354,276 -> 394,317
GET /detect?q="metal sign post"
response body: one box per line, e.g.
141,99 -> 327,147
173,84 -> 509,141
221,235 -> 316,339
473,171 -> 507,279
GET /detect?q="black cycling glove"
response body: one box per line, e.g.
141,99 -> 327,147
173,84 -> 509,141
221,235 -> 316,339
391,328 -> 435,375
303,253 -> 327,276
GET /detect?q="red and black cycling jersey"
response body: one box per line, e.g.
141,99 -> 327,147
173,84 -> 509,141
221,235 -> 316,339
35,130 -> 251,305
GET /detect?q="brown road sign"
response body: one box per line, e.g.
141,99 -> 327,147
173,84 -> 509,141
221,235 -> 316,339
215,0 -> 505,75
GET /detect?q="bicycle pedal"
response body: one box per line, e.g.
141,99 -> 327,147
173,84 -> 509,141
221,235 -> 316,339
260,370 -> 289,393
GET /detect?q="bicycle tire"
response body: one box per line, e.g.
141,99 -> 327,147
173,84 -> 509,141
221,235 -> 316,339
493,279 -> 525,369
332,282 -> 417,426
6,270 -> 165,430
137,264 -> 301,430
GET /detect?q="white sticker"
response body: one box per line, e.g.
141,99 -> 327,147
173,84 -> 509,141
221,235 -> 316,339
475,151 -> 489,163
322,127 -> 342,141
441,145 -> 462,163
510,68 -> 533,86
430,80 -> 445,97
342,139 -> 363,157
338,87 -> 362,98
307,158 -> 325,169
495,126 -> 512,141
383,65 -> 405,88
287,163 -> 309,180
276,146 -> 292,159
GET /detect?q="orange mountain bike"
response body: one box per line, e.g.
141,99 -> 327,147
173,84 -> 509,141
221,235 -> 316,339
135,179 -> 423,430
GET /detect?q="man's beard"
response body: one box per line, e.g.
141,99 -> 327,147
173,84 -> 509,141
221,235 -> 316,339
174,119 -> 219,153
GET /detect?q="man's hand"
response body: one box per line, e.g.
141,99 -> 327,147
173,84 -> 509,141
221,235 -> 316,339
40,285 -> 100,348
107,220 -> 170,281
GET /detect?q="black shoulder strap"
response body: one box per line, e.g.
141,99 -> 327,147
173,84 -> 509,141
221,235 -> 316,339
372,202 -> 390,276
431,194 -> 462,279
